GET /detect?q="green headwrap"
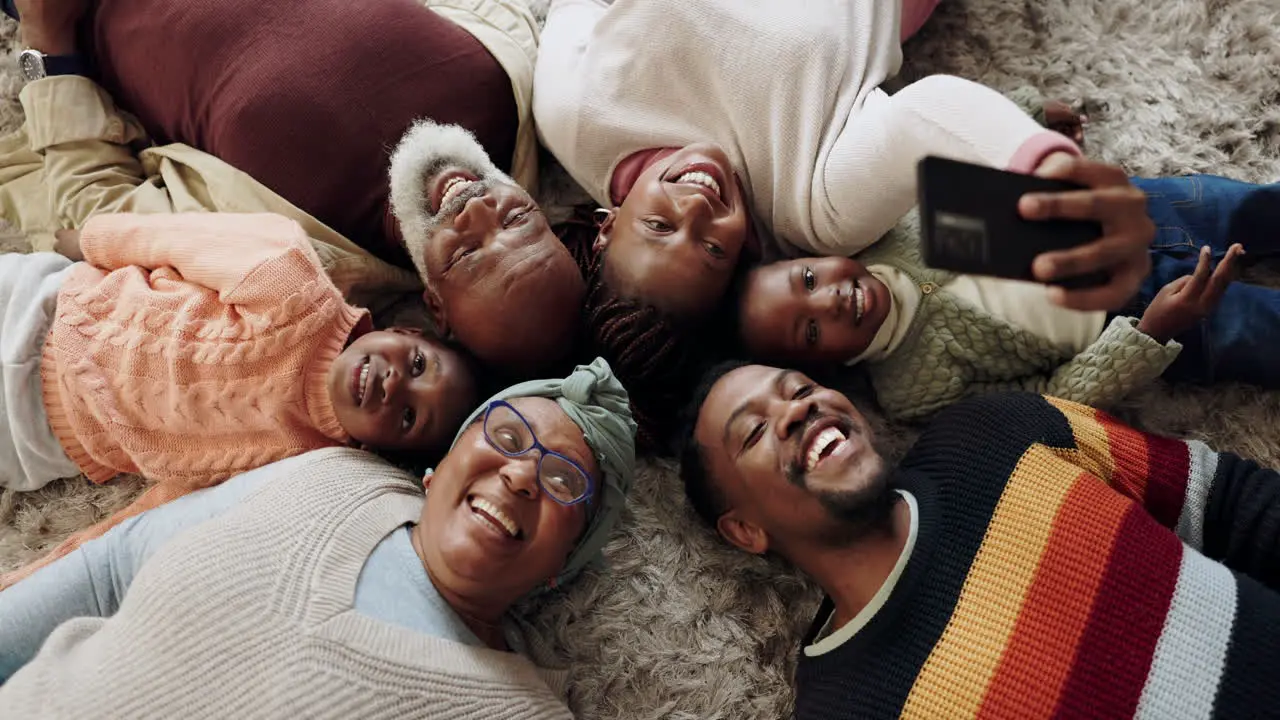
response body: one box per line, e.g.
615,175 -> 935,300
451,357 -> 637,591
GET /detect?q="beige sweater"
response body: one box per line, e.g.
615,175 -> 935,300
0,448 -> 574,719
533,0 -> 1077,258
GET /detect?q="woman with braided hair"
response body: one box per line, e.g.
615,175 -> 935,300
534,0 -> 1162,340
557,208 -> 729,452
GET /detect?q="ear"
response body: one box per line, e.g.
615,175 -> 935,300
716,509 -> 770,555
422,470 -> 433,489
592,209 -> 618,252
421,286 -> 451,338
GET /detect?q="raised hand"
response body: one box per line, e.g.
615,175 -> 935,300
1137,244 -> 1245,342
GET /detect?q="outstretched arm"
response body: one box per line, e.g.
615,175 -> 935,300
76,212 -> 325,302
0,466 -> 272,676
26,76 -> 180,223
0,468 -> 269,681
15,0 -> 179,224
810,75 -> 1081,257
976,316 -> 1181,409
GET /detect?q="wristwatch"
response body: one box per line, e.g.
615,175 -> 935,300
18,49 -> 87,81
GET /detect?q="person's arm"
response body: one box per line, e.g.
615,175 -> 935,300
972,315 -> 1182,409
15,0 -> 180,226
873,313 -> 1179,422
77,212 -> 328,305
531,0 -> 608,170
0,468 -> 267,680
812,74 -> 1081,257
1002,86 -> 1049,126
25,77 -> 180,224
820,80 -> 1155,313
0,484 -> 188,591
1046,396 -> 1280,590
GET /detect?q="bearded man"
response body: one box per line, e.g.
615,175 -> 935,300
388,120 -> 585,374
679,361 -> 1280,719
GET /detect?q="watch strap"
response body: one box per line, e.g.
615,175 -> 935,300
41,53 -> 87,77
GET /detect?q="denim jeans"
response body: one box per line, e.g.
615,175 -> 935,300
1117,175 -> 1280,387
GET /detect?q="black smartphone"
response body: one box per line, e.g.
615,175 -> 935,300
917,155 -> 1108,289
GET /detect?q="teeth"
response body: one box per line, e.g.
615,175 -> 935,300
440,176 -> 475,210
805,426 -> 847,472
674,170 -> 721,198
854,286 -> 865,322
470,496 -> 519,538
357,361 -> 370,404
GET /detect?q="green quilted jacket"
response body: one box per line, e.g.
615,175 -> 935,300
856,213 -> 1182,421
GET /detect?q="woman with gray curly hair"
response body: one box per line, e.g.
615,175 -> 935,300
0,358 -> 636,719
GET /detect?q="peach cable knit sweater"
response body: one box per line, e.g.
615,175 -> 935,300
1,213 -> 368,589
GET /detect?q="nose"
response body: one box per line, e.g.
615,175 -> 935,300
382,364 -> 403,401
821,284 -> 846,318
776,395 -> 816,441
500,454 -> 541,500
452,193 -> 499,235
671,187 -> 715,232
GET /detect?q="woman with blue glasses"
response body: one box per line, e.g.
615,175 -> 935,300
0,358 -> 636,719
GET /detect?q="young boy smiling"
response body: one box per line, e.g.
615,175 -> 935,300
0,212 -> 477,588
735,209 -> 1260,421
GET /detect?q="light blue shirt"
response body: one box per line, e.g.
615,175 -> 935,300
0,459 -> 480,682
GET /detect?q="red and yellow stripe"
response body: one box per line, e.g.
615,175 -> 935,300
974,475 -> 1130,718
901,400 -> 1191,719
1046,397 -> 1190,526
900,444 -> 1079,719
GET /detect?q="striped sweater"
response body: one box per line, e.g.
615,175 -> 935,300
796,393 -> 1280,720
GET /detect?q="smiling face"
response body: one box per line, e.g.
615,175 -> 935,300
389,121 -> 585,374
328,329 -> 478,453
419,397 -> 600,612
691,364 -> 892,557
600,143 -> 754,321
420,172 -> 584,373
739,257 -> 892,365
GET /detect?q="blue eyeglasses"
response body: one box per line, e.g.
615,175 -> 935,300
483,401 -> 595,506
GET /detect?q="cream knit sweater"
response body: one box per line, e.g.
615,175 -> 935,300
533,0 -> 1079,258
0,448 -> 574,719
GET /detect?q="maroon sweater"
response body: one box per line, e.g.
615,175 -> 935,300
83,0 -> 519,266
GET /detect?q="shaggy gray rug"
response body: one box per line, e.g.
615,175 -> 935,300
3,1 -> 1280,718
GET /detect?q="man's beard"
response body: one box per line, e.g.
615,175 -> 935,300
387,119 -> 514,281
786,421 -> 897,546
413,166 -> 500,238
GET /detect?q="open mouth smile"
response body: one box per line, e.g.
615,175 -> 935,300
351,358 -> 372,406
801,420 -> 853,472
666,161 -> 728,206
430,170 -> 482,214
468,495 -> 522,540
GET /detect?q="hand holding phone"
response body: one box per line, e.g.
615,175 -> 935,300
916,154 -> 1157,311
917,155 -> 1108,289
1012,153 -> 1156,312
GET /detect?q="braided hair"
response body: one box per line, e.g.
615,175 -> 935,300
558,208 -> 733,454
